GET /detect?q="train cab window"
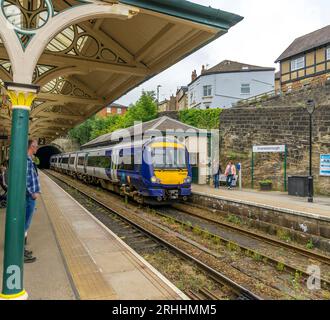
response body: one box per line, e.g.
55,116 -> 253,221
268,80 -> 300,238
151,147 -> 187,169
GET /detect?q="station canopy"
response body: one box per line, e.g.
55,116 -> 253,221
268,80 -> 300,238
0,0 -> 243,143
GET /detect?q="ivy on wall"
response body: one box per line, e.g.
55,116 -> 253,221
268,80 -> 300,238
179,108 -> 222,130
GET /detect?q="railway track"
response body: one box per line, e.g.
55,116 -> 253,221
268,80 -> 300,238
154,205 -> 330,290
45,170 -> 262,300
172,203 -> 330,266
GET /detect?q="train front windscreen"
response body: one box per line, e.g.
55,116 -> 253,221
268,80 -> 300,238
151,146 -> 187,169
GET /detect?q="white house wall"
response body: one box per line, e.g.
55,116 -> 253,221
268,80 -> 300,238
188,70 -> 275,109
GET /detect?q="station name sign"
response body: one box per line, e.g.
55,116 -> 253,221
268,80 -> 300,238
253,145 -> 286,153
320,154 -> 330,177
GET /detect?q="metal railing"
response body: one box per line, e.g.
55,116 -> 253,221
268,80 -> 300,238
233,89 -> 280,107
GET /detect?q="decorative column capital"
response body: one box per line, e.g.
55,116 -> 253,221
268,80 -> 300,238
4,82 -> 40,110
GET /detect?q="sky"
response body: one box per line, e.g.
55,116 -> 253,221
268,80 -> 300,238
116,0 -> 330,106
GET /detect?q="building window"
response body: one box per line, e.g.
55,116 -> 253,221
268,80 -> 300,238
203,85 -> 212,97
117,108 -> 122,114
327,48 -> 330,61
106,107 -> 111,113
291,56 -> 305,71
241,83 -> 250,94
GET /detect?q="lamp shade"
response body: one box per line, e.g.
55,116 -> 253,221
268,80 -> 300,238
306,99 -> 315,114
306,99 -> 316,115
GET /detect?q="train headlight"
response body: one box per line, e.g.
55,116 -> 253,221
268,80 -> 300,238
184,176 -> 192,184
151,176 -> 161,184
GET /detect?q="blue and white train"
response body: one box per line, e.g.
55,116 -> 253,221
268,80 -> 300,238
50,137 -> 192,204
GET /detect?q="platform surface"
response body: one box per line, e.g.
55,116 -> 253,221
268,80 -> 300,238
0,172 -> 186,300
193,185 -> 330,221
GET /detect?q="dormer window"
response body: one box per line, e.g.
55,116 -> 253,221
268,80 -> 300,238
291,56 -> 305,71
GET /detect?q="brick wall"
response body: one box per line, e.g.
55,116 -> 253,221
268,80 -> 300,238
220,104 -> 330,195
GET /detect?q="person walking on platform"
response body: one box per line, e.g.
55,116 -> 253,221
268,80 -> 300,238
225,161 -> 236,190
25,139 -> 41,263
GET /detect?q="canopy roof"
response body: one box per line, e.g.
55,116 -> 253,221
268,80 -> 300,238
0,0 -> 243,144
82,115 -> 204,149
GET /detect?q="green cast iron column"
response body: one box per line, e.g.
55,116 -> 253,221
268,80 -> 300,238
0,84 -> 39,300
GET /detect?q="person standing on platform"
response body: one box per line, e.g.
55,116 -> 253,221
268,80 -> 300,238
213,163 -> 222,189
0,161 -> 8,192
25,139 -> 41,263
225,161 -> 236,190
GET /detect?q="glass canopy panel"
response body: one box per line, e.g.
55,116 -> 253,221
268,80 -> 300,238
46,25 -> 76,52
0,60 -> 11,72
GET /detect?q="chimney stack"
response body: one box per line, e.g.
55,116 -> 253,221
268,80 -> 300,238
191,70 -> 197,82
201,65 -> 206,74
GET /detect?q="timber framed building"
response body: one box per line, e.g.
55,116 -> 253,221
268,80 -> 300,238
276,25 -> 330,92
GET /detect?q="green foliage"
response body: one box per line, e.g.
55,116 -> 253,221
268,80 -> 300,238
227,214 -> 241,225
179,108 -> 222,129
306,239 -> 314,250
226,151 -> 248,161
68,91 -> 157,145
259,179 -> 273,185
68,116 -> 95,145
276,262 -> 285,272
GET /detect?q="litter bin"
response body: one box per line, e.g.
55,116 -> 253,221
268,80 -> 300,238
288,176 -> 313,197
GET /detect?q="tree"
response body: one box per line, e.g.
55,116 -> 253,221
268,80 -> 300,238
68,91 -> 158,145
68,117 -> 95,145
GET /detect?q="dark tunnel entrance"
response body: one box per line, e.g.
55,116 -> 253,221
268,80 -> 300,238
36,145 -> 62,169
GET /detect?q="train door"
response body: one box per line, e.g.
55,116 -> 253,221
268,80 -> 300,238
94,152 -> 103,179
110,149 -> 119,182
84,153 -> 88,174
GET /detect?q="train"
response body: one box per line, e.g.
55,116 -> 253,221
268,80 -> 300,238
50,137 -> 192,204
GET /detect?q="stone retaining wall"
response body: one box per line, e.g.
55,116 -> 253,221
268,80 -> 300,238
192,192 -> 330,252
220,104 -> 330,195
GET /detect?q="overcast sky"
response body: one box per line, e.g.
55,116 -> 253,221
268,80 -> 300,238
116,0 -> 330,106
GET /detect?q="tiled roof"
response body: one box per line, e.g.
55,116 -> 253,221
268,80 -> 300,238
204,60 -> 274,74
275,25 -> 330,62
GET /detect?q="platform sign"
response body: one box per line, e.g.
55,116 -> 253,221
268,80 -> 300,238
253,145 -> 286,153
320,154 -> 330,177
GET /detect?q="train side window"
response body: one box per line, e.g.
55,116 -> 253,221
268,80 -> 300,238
78,156 -> 85,166
98,156 -> 111,168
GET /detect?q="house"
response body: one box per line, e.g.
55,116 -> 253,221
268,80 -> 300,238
158,96 -> 176,112
97,103 -> 128,117
275,25 -> 330,92
176,86 -> 188,110
275,71 -> 281,93
187,60 -> 275,109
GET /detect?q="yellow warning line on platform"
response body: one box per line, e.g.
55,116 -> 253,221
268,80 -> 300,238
41,181 -> 117,300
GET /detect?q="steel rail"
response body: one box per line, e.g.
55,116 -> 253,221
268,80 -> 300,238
172,203 -> 330,266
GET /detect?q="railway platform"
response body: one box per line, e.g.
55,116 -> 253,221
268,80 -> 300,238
192,185 -> 330,221
0,172 -> 187,300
